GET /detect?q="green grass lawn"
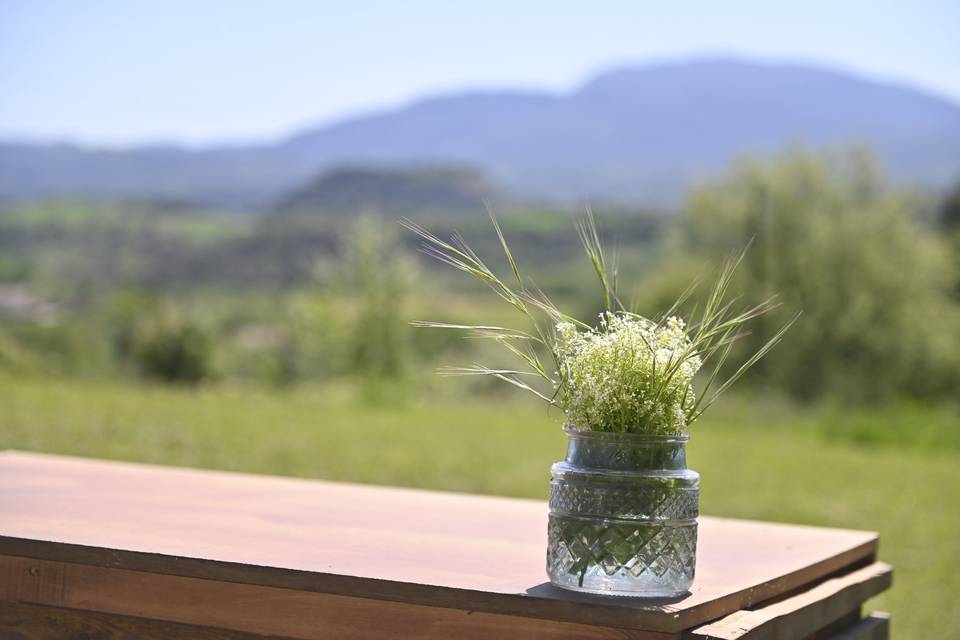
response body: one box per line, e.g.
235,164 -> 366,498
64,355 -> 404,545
1,376 -> 956,637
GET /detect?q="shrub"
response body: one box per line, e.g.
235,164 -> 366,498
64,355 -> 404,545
133,313 -> 212,384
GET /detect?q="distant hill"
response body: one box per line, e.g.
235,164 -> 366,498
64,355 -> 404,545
275,167 -> 496,215
2,57 -> 959,208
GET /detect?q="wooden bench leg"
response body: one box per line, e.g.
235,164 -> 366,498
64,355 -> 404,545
824,613 -> 889,640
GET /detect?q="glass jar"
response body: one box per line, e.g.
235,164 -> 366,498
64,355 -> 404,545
546,427 -> 699,597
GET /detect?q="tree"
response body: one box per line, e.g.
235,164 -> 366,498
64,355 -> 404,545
676,150 -> 959,401
939,179 -> 960,230
340,216 -> 414,380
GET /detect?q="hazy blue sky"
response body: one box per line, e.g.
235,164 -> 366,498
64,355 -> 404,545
2,0 -> 958,147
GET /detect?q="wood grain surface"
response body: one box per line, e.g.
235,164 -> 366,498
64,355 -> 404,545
0,601 -> 300,640
0,555 -> 673,640
0,451 -> 880,633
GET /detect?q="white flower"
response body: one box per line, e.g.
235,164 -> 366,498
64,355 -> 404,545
555,312 -> 701,435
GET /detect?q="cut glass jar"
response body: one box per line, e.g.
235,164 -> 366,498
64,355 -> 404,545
547,427 -> 699,596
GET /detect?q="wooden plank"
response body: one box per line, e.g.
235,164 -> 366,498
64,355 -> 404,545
828,613 -> 889,640
0,601 -> 299,640
0,554 -> 672,640
688,563 -> 892,640
0,451 -> 880,633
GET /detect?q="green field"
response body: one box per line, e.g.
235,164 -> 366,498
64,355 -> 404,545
1,376 -> 956,637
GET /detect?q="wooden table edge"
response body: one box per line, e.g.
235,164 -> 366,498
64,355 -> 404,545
0,600 -> 305,640
0,556 -> 890,640
0,532 -> 879,633
688,562 -> 892,639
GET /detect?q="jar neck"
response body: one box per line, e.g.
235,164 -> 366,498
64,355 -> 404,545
563,427 -> 689,472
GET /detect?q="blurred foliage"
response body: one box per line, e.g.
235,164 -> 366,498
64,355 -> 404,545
940,178 -> 960,230
100,290 -> 161,366
131,309 -> 212,384
939,179 -> 960,297
0,318 -> 112,377
336,216 -> 414,381
0,150 -> 956,406
818,399 -> 960,452
637,150 -> 960,402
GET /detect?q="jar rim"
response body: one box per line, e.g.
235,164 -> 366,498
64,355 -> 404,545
563,425 -> 689,443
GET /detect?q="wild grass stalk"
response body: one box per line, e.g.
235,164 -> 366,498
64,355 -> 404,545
401,212 -> 796,433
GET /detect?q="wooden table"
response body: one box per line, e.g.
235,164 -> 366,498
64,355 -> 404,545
0,451 -> 891,639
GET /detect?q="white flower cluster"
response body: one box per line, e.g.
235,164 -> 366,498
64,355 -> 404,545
555,312 -> 702,435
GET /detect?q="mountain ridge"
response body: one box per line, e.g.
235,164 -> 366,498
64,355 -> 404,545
3,56 -> 959,208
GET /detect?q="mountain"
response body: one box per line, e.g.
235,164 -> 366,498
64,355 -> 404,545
3,57 -> 959,208
275,166 -> 497,215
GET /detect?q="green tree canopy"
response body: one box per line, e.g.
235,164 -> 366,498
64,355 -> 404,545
677,150 -> 959,401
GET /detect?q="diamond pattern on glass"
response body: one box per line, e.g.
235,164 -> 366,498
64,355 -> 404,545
547,515 -> 697,593
550,482 -> 699,520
